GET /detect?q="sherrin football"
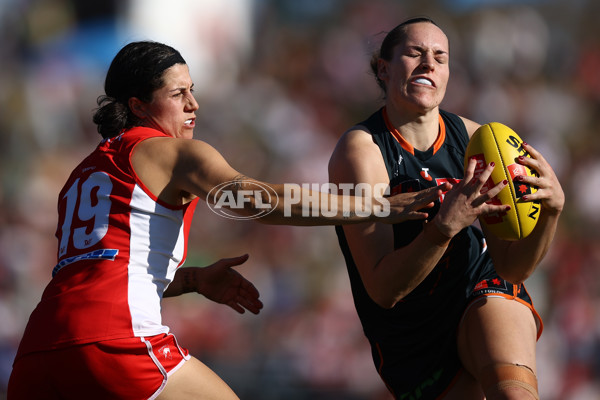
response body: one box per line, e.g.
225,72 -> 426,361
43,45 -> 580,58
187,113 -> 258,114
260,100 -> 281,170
465,122 -> 540,241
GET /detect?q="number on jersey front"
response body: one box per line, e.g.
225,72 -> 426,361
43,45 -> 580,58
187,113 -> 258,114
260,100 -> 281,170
58,172 -> 113,257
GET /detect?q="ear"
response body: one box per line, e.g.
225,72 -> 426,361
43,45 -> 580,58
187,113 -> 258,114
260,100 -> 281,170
128,97 -> 147,119
377,58 -> 389,81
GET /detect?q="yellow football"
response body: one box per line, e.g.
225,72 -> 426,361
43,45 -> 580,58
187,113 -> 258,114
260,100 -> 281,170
465,122 -> 540,240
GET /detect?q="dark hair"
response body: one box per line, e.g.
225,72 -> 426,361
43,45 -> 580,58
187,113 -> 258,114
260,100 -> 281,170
370,17 -> 440,93
93,41 -> 187,138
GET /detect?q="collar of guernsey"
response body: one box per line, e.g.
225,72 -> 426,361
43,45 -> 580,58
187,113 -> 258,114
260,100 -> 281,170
382,106 -> 446,156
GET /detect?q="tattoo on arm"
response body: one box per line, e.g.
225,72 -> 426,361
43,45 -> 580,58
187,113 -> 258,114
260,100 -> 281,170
182,269 -> 196,293
231,174 -> 249,191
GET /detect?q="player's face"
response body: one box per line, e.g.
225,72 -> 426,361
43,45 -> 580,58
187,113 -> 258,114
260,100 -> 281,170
139,64 -> 198,139
379,22 -> 449,113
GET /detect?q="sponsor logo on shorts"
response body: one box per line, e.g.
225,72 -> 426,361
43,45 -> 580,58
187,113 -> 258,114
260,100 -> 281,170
473,278 -> 508,295
158,345 -> 172,360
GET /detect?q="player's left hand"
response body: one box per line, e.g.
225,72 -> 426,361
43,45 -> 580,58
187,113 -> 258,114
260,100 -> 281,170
514,142 -> 564,215
196,254 -> 263,314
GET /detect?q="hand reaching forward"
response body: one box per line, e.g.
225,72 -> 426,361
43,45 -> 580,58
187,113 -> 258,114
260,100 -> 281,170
165,254 -> 263,314
433,159 -> 511,238
196,254 -> 264,314
385,183 -> 452,223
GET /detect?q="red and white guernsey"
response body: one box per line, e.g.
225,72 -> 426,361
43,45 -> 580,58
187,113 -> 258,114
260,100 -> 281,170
16,127 -> 198,359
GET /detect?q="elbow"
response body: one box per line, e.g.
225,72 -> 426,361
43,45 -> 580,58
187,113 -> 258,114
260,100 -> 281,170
490,249 -> 536,285
500,275 -> 526,286
495,265 -> 533,285
365,285 -> 406,309
362,263 -> 411,309
375,299 -> 399,309
371,294 -> 404,309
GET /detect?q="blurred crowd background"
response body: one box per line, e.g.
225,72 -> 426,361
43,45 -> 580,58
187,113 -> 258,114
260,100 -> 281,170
1,0 -> 599,399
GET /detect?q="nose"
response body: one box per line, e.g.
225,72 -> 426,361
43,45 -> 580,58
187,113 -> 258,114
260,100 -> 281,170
186,93 -> 199,111
420,54 -> 435,71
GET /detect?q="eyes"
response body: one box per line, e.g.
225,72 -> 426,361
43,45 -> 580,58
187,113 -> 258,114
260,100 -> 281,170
404,48 -> 448,64
172,87 -> 195,98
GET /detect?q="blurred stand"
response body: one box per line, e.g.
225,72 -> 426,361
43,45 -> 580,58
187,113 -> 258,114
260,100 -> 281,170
1,1 -> 599,399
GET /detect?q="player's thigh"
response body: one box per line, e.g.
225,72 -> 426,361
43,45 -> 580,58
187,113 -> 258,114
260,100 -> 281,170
457,296 -> 538,380
157,356 -> 239,400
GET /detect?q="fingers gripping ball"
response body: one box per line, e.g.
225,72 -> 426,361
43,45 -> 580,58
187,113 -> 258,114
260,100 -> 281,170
465,123 -> 540,240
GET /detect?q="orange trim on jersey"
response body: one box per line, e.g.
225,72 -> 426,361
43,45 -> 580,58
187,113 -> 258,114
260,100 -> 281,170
433,114 -> 446,154
382,107 -> 446,156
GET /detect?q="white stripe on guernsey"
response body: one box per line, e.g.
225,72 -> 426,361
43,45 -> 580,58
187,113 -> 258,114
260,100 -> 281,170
128,184 -> 186,336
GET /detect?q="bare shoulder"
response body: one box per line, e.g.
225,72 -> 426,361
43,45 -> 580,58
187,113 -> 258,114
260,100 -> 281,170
330,126 -> 379,166
135,136 -> 226,170
329,125 -> 388,185
333,124 -> 375,149
459,116 -> 482,138
132,137 -> 236,204
133,136 -> 178,168
131,137 -> 181,203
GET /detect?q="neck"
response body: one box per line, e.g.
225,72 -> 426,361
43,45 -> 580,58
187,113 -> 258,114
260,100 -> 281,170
383,106 -> 440,152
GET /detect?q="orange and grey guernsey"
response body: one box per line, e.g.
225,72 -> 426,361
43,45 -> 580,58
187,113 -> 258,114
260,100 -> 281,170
15,127 -> 198,361
334,108 -> 542,399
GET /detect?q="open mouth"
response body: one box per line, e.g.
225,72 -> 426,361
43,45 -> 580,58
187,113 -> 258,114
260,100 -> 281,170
413,77 -> 434,87
184,118 -> 194,126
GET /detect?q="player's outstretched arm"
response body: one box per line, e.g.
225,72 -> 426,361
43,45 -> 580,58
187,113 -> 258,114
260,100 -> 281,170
210,176 -> 447,226
164,137 -> 444,226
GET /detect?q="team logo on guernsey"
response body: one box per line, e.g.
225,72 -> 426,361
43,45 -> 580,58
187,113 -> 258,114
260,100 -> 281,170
390,179 -> 421,196
420,168 -> 433,181
393,155 -> 404,177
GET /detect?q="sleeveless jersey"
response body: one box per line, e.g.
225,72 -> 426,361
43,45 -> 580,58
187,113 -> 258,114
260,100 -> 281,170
335,108 -> 495,398
16,127 -> 198,359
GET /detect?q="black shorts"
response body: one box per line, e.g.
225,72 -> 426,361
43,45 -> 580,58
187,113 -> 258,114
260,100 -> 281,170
374,259 -> 543,400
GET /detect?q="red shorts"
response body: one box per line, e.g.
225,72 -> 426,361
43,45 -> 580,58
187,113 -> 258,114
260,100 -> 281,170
8,333 -> 190,400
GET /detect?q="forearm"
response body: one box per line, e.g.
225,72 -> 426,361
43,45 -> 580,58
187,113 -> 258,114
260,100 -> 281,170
277,183 -> 389,224
163,267 -> 199,298
487,141 -> 564,283
230,180 -> 388,226
492,210 -> 561,283
364,222 -> 452,308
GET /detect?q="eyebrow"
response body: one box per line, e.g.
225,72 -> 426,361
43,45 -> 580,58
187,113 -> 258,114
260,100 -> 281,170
407,45 -> 448,55
169,83 -> 194,93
